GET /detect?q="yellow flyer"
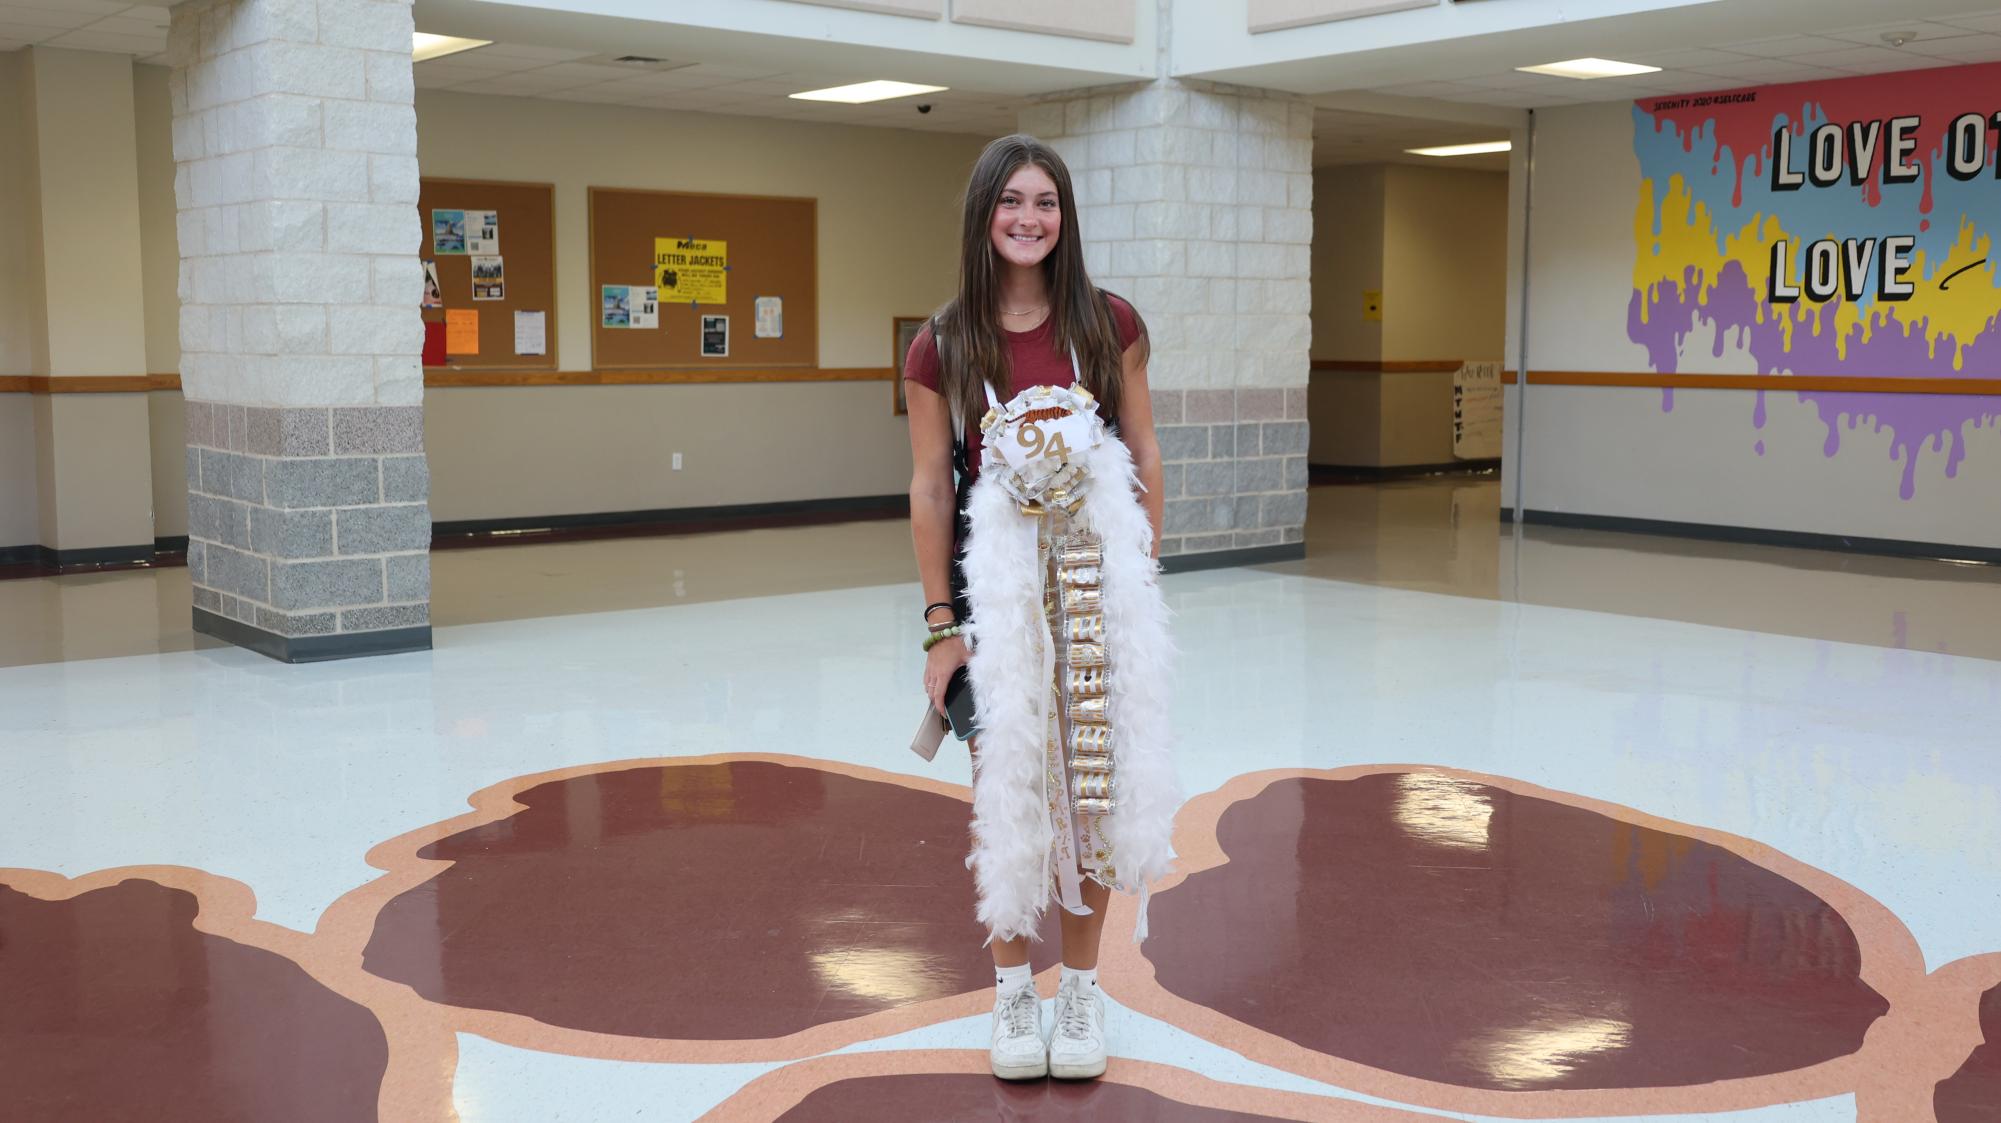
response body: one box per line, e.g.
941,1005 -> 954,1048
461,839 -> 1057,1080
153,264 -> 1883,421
654,237 -> 727,305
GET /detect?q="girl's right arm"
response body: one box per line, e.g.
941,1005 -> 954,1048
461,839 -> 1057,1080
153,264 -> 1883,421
907,377 -> 968,714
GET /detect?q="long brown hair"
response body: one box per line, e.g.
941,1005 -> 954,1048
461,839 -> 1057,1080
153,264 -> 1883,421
935,134 -> 1147,432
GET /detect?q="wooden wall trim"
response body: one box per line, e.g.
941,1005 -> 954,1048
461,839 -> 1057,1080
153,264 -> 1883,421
1310,359 -> 1463,374
1500,370 -> 2001,396
423,367 -> 894,387
0,374 -> 179,393
0,370 -> 894,393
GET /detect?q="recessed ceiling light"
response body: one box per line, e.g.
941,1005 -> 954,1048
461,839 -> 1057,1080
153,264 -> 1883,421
1406,141 -> 1514,157
413,33 -> 491,63
1516,57 -> 1662,80
790,80 -> 949,104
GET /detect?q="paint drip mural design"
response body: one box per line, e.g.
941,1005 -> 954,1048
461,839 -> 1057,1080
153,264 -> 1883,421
1629,63 -> 2001,498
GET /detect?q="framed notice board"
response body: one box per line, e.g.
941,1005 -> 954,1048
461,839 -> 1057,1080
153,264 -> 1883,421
588,187 -> 818,371
418,177 -> 558,371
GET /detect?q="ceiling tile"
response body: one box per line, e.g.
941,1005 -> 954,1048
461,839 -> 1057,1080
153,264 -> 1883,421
1942,12 -> 2001,34
0,6 -> 95,30
1684,58 -> 1838,81
47,29 -> 165,52
540,85 -> 644,104
450,72 -> 601,94
473,43 -> 595,63
414,50 -> 519,74
1896,33 -> 2000,59
1729,35 -> 1858,59
1629,47 -> 1754,69
409,61 -> 498,83
0,0 -> 122,21
525,62 -> 638,84
84,14 -> 170,37
1788,45 -> 1937,69
1455,71 -> 1559,91
1830,53 -> 1953,74
1927,40 -> 2001,63
1820,20 -> 1982,46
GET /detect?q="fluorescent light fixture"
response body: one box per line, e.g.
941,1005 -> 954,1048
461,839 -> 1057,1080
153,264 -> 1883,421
1406,140 -> 1513,157
413,33 -> 491,62
790,80 -> 949,104
1516,57 -> 1661,80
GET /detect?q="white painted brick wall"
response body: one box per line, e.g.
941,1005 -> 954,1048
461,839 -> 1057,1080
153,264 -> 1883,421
172,0 -> 422,412
1023,73 -> 1313,552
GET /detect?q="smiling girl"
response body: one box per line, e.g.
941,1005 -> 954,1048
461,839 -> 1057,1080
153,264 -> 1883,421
904,134 -> 1179,1082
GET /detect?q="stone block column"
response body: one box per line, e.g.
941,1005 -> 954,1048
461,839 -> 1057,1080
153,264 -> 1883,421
1022,81 -> 1314,564
169,0 -> 430,661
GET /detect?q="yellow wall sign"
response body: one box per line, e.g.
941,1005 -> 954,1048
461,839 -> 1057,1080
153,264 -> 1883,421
654,237 -> 728,305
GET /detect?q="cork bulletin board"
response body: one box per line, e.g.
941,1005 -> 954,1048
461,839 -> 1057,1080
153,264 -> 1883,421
588,187 -> 818,371
418,177 -> 558,371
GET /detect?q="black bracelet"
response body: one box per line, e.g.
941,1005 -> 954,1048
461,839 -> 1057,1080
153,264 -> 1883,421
923,601 -> 954,621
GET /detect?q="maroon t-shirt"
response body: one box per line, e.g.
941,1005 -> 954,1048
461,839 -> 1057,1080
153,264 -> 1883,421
904,294 -> 1142,483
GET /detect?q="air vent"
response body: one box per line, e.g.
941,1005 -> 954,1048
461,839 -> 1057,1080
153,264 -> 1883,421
580,53 -> 694,71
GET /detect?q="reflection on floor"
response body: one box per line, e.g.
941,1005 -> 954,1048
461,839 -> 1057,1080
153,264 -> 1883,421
7,479 -> 2000,670
3,477 -> 1999,1121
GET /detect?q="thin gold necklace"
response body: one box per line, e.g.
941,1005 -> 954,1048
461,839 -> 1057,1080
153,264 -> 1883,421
1001,305 -> 1047,317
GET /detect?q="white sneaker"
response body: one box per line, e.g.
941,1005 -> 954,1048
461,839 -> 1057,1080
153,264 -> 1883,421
989,984 -> 1047,1080
1048,977 -> 1107,1079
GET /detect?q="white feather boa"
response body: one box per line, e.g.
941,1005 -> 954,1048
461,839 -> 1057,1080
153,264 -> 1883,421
961,433 -> 1180,944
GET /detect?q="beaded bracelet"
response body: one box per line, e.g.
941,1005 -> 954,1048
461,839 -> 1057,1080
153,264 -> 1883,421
922,625 -> 964,652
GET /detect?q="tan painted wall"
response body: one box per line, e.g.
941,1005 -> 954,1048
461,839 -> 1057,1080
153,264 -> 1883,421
0,396 -> 37,548
134,64 -> 179,377
148,391 -> 186,538
23,48 -> 149,378
1,52 -> 39,546
1381,164 -> 1506,363
415,90 -> 987,520
1308,162 -> 1506,467
427,382 -> 913,519
14,48 -> 156,550
0,51 -> 34,378
1308,164 -> 1382,364
35,394 -> 157,549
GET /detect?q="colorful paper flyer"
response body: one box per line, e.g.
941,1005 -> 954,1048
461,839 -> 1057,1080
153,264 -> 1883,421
421,260 -> 443,308
754,296 -> 782,338
631,286 -> 659,329
654,237 -> 727,304
431,210 -> 466,254
601,285 -> 631,328
701,314 -> 729,357
471,255 -> 505,301
467,209 -> 500,255
513,310 -> 546,356
445,308 -> 479,354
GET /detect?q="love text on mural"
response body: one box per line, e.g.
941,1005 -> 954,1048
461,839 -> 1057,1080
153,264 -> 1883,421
1764,111 -> 2001,305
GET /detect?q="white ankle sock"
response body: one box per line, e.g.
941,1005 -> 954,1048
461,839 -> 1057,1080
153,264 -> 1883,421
995,962 -> 1034,995
1060,965 -> 1098,991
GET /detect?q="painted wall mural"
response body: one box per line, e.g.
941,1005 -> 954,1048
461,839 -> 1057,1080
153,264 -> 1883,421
1630,64 -> 2000,498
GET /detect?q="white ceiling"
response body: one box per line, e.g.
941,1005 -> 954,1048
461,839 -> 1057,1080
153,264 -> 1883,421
0,1 -> 169,55
1357,13 -> 2001,109
1312,107 -> 1512,171
6,4 -> 1999,174
408,43 -> 1020,135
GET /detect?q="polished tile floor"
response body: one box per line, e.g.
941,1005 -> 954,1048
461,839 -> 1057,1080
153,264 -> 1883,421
4,478 -> 1999,1122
